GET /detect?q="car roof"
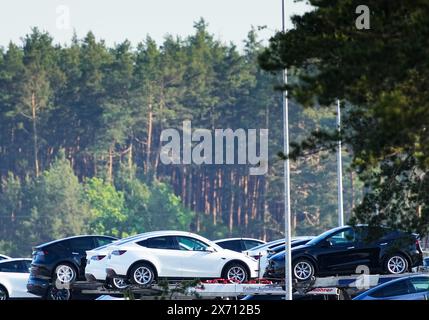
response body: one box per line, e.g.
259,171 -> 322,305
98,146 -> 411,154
214,238 -> 265,243
35,235 -> 118,249
111,231 -> 222,250
354,274 -> 429,299
0,258 -> 32,264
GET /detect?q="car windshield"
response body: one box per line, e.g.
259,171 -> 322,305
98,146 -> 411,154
306,227 -> 350,246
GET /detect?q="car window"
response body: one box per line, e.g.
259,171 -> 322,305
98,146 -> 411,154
244,240 -> 264,250
137,236 -> 177,250
176,237 -> 209,251
217,240 -> 243,252
69,237 -> 95,252
0,261 -> 22,273
369,280 -> 411,298
327,229 -> 355,246
20,260 -> 31,272
409,277 -> 429,293
96,237 -> 116,248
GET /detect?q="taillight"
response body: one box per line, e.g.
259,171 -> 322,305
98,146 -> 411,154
111,250 -> 127,256
33,250 -> 48,257
91,255 -> 106,261
416,240 -> 422,251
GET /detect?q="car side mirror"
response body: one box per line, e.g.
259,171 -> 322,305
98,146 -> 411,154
206,246 -> 216,253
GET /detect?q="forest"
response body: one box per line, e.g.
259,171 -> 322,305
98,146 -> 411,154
0,19 -> 362,257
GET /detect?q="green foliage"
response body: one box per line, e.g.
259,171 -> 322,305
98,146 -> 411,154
146,181 -> 195,231
23,150 -> 90,245
84,177 -> 127,237
258,1 -> 429,233
0,23 -> 368,256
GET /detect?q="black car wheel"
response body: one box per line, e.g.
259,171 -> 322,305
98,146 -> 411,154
0,286 -> 8,300
384,254 -> 408,274
46,286 -> 71,300
222,263 -> 249,283
54,263 -> 77,284
293,258 -> 315,281
129,263 -> 156,286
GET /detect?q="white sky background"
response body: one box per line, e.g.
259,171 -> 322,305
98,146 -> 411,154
0,0 -> 312,49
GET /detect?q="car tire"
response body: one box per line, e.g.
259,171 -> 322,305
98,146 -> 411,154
129,263 -> 156,286
54,263 -> 77,284
384,253 -> 409,274
111,277 -> 129,290
0,285 -> 8,300
292,258 -> 315,281
46,286 -> 71,301
222,262 -> 249,283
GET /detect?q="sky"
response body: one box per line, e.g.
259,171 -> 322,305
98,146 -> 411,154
0,0 -> 312,49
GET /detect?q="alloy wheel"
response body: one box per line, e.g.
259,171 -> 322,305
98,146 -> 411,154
49,287 -> 71,300
294,261 -> 313,280
0,288 -> 7,300
226,266 -> 246,283
133,266 -> 153,285
387,256 -> 407,274
113,278 -> 128,289
56,265 -> 75,283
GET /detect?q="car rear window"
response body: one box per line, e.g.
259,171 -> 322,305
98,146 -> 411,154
217,240 -> 243,252
137,236 -> 177,250
244,240 -> 264,250
369,280 -> 411,298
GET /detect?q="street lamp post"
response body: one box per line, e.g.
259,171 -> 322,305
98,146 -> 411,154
336,99 -> 344,227
281,0 -> 293,301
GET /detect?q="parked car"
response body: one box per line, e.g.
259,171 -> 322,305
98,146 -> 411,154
213,238 -> 265,253
103,231 -> 259,286
0,259 -> 38,300
27,235 -> 117,298
353,275 -> 429,300
424,257 -> 429,267
86,234 -> 154,289
244,237 -> 314,277
265,225 -> 423,281
0,254 -> 11,261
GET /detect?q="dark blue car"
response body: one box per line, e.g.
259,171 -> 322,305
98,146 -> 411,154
264,225 -> 423,281
353,275 -> 429,300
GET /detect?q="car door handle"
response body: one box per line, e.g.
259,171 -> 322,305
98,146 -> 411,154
72,252 -> 79,255
379,243 -> 388,246
347,246 -> 355,250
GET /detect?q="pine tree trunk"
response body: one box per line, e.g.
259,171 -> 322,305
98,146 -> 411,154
229,170 -> 235,235
146,103 -> 153,174
31,92 -> 40,177
108,145 -> 114,183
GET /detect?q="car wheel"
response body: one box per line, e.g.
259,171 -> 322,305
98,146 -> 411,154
54,263 -> 77,284
112,278 -> 129,290
384,254 -> 408,274
0,286 -> 8,300
222,263 -> 249,283
129,263 -> 156,286
46,286 -> 71,301
293,258 -> 315,281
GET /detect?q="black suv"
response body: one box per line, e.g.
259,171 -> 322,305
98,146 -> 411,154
264,225 -> 423,281
27,235 -> 117,298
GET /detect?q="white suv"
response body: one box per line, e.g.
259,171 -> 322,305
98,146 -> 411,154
104,231 -> 259,285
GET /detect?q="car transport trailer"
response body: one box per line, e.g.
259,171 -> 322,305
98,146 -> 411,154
44,267 -> 429,300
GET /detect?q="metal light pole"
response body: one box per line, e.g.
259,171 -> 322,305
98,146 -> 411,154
336,99 -> 344,227
282,0 -> 293,301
